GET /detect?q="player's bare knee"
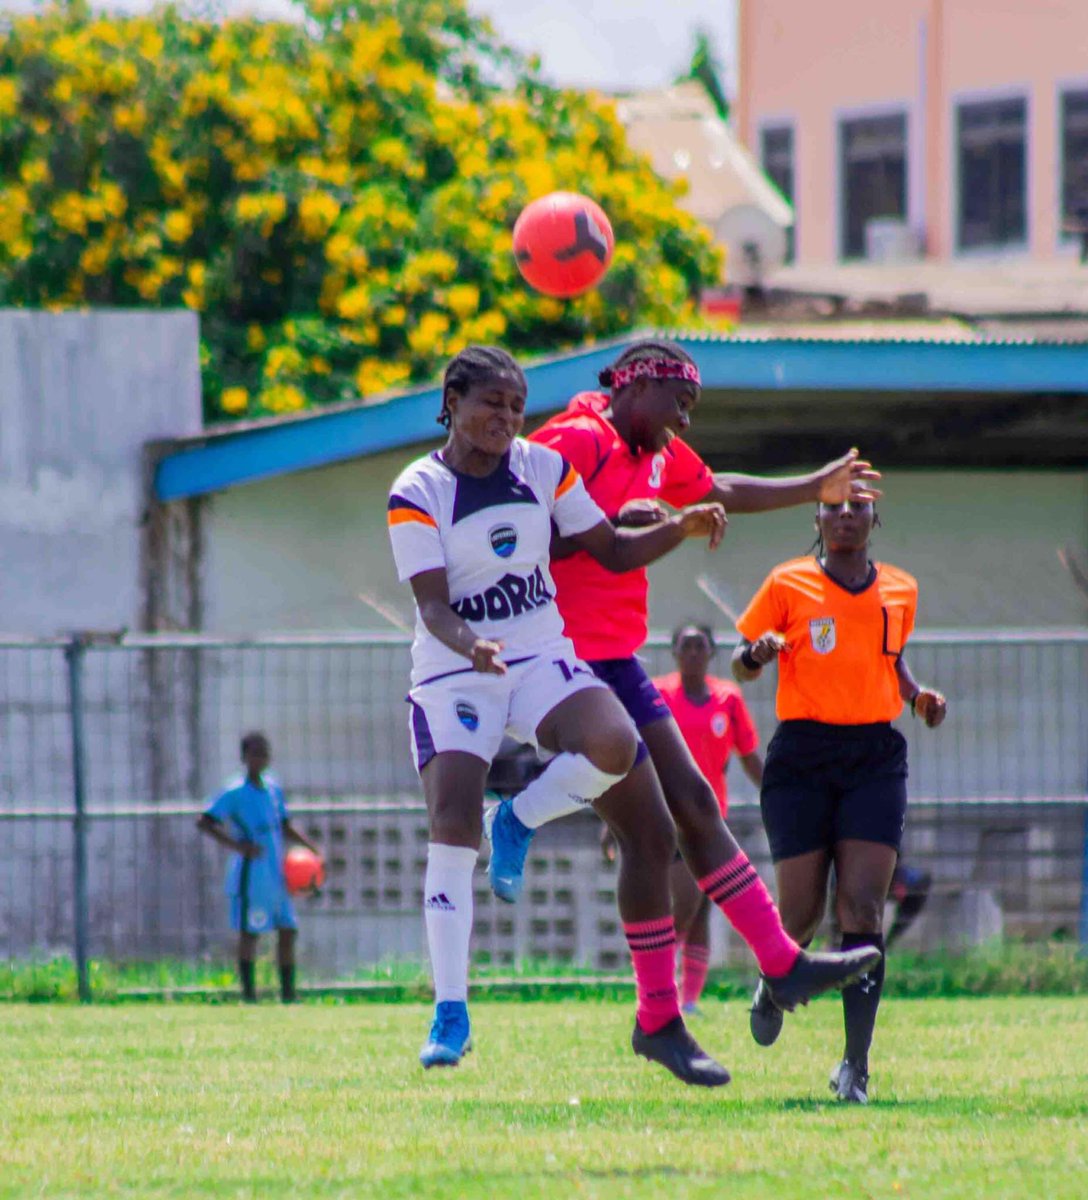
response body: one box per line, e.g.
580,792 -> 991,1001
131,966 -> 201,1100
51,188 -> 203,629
837,893 -> 884,933
669,775 -> 720,830
582,720 -> 637,778
781,903 -> 823,944
429,796 -> 482,846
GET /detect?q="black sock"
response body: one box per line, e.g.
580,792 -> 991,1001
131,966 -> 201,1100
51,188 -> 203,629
840,932 -> 885,1070
279,964 -> 296,1003
239,959 -> 257,1002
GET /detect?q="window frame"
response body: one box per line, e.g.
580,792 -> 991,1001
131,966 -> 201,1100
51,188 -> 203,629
952,87 -> 1031,256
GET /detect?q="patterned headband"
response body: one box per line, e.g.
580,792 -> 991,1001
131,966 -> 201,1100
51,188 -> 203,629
609,358 -> 702,391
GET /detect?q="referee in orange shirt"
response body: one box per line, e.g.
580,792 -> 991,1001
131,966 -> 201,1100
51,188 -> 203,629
732,498 -> 947,1104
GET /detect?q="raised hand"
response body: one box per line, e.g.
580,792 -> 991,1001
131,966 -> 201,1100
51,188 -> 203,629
676,502 -> 728,550
817,448 -> 882,505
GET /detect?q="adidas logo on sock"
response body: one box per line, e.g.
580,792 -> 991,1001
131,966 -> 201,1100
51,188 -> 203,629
567,792 -> 591,806
425,892 -> 456,911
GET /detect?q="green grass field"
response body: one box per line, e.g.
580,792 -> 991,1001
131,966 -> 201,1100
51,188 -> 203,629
2,997 -> 1085,1199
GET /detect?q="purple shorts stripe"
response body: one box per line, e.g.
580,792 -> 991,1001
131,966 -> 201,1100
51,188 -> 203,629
587,657 -> 671,730
410,700 -> 436,773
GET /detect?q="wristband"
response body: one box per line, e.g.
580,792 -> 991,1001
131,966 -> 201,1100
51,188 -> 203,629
740,646 -> 760,671
909,691 -> 920,717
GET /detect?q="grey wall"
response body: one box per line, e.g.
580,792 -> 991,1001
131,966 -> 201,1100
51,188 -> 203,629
648,468 -> 1088,633
0,309 -> 202,635
204,455 -> 1088,632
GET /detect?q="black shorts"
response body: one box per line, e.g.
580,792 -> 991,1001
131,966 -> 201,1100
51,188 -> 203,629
760,720 -> 908,863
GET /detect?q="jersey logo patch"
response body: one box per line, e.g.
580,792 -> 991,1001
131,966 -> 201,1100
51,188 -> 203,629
648,453 -> 666,490
810,617 -> 836,654
711,712 -> 729,737
247,907 -> 269,930
455,701 -> 479,731
489,524 -> 518,558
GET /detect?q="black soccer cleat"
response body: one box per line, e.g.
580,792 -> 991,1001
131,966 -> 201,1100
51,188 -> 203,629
762,946 -> 883,1013
749,978 -> 784,1047
830,1058 -> 869,1104
631,1016 -> 731,1088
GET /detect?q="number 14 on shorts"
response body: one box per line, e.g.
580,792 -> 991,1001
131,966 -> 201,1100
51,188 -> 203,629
553,659 -> 592,682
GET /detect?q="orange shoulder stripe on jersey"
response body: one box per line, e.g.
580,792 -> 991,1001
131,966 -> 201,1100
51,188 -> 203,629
387,494 -> 437,529
388,508 -> 436,528
555,460 -> 580,499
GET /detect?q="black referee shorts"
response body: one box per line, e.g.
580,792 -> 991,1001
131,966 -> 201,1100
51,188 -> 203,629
760,720 -> 908,863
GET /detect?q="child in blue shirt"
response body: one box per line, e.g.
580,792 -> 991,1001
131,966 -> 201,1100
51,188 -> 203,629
197,732 -> 324,1002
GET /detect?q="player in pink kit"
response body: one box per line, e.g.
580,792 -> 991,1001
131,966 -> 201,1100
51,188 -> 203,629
485,338 -> 883,1036
655,624 -> 763,1013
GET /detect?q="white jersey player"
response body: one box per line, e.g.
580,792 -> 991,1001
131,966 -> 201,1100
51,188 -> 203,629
387,345 -> 729,1082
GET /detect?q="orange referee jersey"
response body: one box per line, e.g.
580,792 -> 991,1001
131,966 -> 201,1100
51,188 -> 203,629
735,556 -> 918,725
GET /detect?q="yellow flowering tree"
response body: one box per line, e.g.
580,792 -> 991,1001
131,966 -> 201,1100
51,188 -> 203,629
0,0 -> 722,421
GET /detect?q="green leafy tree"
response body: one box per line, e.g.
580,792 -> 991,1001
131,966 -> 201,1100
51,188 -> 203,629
0,0 -> 722,421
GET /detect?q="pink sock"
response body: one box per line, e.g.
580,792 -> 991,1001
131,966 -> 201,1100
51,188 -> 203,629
698,853 -> 800,977
624,917 -> 681,1034
680,943 -> 710,1008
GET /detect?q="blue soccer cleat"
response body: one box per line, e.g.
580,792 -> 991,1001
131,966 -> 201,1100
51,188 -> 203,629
419,1000 -> 472,1069
483,797 -> 534,903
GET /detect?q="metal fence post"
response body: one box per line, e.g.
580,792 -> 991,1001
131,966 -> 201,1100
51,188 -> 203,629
1080,804 -> 1088,953
64,636 -> 92,1003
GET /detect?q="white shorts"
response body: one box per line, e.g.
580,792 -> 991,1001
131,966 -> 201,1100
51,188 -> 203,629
407,639 -> 611,773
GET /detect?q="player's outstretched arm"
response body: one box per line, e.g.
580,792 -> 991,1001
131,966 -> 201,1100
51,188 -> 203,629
895,656 -> 947,728
708,448 -> 882,513
408,567 -> 506,674
568,503 -> 726,573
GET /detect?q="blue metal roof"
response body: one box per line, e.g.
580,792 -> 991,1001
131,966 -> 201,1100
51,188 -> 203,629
153,332 -> 1088,502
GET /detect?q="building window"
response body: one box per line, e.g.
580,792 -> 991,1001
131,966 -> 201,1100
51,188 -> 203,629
1061,90 -> 1088,235
957,97 -> 1026,250
839,113 -> 907,259
761,124 -> 794,262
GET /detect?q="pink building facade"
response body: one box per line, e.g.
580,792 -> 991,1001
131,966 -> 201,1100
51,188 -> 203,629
737,0 -> 1088,263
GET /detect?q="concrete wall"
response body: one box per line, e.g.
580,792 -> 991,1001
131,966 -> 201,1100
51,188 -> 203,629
0,310 -> 202,635
738,0 -> 1088,262
5,798 -> 1082,976
204,456 -> 1088,632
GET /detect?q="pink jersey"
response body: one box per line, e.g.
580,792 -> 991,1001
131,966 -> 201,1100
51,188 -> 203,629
530,392 -> 714,658
653,672 -> 759,816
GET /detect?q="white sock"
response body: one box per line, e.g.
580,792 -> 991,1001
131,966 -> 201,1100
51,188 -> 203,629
510,752 -> 626,830
423,843 -> 478,1004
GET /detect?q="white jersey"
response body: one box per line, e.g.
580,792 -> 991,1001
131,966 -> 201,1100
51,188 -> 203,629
387,438 -> 604,685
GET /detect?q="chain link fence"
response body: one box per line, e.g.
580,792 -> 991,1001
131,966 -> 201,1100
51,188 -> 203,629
1,630 -> 1086,998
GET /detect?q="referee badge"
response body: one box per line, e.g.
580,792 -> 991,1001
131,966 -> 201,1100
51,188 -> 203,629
810,617 -> 836,654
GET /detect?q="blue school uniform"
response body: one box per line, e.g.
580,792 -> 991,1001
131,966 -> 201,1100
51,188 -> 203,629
204,773 -> 297,934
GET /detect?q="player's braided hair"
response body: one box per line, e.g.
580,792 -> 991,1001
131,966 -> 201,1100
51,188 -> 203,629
671,622 -> 717,653
437,345 -> 526,429
598,339 -> 697,391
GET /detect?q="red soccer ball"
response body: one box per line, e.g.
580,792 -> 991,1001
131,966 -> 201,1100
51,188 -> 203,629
512,191 -> 615,298
284,847 -> 325,895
